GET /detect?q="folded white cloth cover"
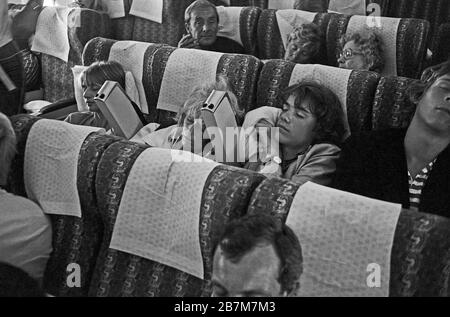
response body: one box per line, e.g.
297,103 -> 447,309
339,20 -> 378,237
268,0 -> 296,10
276,9 -> 317,49
289,64 -> 352,139
328,0 -> 366,15
72,65 -> 140,112
24,119 -> 104,218
286,182 -> 401,297
109,41 -> 153,113
110,148 -> 218,279
130,0 -> 163,24
157,48 -> 223,113
31,7 -> 75,62
217,6 -> 243,47
346,15 -> 400,76
101,0 -> 125,19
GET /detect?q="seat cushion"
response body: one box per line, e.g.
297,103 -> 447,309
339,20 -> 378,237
385,0 -> 450,49
43,133 -> 122,297
110,0 -> 135,40
131,0 -> 193,47
40,8 -> 111,102
7,115 -> 42,197
83,38 -> 262,124
248,178 -> 450,297
372,75 -> 416,131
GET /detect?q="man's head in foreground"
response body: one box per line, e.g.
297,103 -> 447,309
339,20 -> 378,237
212,214 -> 303,297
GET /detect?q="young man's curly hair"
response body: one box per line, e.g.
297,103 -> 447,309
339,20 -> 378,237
280,81 -> 347,145
339,30 -> 385,73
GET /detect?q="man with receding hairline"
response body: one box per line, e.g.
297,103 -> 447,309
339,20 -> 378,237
211,214 -> 303,297
178,0 -> 245,54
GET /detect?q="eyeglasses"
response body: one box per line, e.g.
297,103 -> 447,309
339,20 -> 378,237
337,48 -> 363,61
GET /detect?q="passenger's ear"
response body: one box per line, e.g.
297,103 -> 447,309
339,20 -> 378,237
185,23 -> 191,35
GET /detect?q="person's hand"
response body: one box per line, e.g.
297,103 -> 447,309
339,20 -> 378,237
178,34 -> 200,49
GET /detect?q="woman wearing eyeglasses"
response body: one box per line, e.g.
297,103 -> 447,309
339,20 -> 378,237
337,30 -> 384,73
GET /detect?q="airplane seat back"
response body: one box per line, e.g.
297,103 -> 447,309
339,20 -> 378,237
371,75 -> 417,131
247,177 -> 450,297
38,8 -> 111,103
89,145 -> 265,296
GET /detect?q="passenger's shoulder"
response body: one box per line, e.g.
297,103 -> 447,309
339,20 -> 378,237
215,37 -> 245,54
308,143 -> 341,158
0,191 -> 47,220
344,128 -> 406,149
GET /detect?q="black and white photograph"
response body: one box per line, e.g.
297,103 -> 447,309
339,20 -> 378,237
1,0 -> 449,301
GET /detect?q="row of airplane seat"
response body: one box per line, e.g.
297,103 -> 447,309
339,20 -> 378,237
6,0 -> 446,111
5,113 -> 450,297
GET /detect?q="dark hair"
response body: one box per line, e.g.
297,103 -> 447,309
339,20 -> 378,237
215,214 -> 303,296
293,0 -> 329,12
84,60 -> 126,90
280,81 -> 346,145
0,263 -> 46,297
286,23 -> 323,63
339,31 -> 384,73
184,0 -> 219,25
408,60 -> 450,104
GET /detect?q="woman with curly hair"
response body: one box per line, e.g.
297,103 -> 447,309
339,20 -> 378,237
337,30 -> 384,73
284,23 -> 323,64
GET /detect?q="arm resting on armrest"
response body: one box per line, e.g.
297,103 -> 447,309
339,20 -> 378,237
37,97 -> 78,120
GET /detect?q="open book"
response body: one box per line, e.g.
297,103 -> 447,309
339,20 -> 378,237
94,80 -> 145,139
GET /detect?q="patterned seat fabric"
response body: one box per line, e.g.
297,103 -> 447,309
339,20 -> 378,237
7,115 -> 42,197
82,37 -> 167,122
247,177 -> 300,222
40,8 -> 111,102
111,0 -> 135,40
218,6 -> 262,56
257,9 -> 333,63
371,76 -> 416,131
131,0 -> 193,47
151,46 -> 262,124
7,115 -> 122,296
390,209 -> 450,297
43,133 -> 122,297
83,38 -> 262,124
325,13 -> 351,67
89,142 -> 265,296
248,178 -> 450,297
257,60 -> 380,133
431,23 -> 450,66
230,0 -> 268,7
385,0 -> 450,50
